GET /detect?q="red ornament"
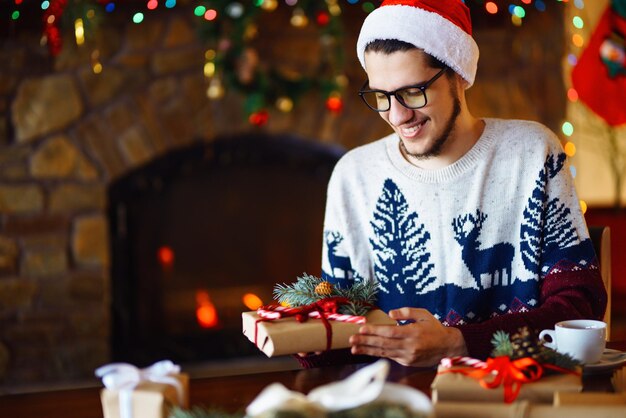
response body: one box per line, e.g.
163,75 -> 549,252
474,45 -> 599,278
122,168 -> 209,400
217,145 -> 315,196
316,11 -> 330,26
249,110 -> 269,126
325,96 -> 343,114
43,0 -> 68,56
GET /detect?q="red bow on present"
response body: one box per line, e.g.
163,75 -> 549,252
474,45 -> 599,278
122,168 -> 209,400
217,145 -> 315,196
440,356 -> 580,403
255,296 -> 364,352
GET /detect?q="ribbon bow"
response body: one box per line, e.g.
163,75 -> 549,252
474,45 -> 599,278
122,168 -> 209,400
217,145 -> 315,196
95,360 -> 184,418
440,356 -> 579,403
467,356 -> 543,403
255,296 -> 364,352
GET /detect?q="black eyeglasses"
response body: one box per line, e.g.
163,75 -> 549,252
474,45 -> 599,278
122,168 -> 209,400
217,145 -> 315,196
358,68 -> 447,112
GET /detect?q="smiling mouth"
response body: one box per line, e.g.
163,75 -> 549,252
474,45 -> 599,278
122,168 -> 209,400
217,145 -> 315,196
400,120 -> 426,138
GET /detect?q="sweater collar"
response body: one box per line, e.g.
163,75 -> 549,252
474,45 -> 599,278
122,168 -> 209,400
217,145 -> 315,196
385,118 -> 496,183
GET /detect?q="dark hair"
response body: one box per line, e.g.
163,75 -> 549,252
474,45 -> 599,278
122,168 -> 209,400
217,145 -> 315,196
364,39 -> 451,73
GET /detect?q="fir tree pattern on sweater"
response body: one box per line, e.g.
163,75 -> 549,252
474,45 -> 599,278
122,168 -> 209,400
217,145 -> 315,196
520,152 -> 595,274
369,179 -> 436,295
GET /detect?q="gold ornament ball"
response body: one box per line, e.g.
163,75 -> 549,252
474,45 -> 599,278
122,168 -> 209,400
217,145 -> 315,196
276,96 -> 294,113
315,281 -> 333,295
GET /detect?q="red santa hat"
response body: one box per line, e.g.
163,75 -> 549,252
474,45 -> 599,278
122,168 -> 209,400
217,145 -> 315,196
356,0 -> 479,88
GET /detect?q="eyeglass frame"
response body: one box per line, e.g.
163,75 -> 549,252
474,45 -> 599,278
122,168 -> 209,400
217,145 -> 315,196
358,67 -> 447,112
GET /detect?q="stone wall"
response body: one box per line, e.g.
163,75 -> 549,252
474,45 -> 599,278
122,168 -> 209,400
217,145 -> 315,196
0,5 -> 565,389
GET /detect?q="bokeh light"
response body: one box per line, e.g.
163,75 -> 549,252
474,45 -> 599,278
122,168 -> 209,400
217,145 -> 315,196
485,2 -> 498,14
562,121 -> 574,137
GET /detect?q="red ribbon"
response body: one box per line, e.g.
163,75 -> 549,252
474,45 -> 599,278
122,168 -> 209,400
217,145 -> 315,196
439,356 -> 580,403
254,296 -> 353,352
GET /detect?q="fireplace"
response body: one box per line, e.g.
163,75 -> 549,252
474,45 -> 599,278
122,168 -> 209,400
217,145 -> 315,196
108,133 -> 343,366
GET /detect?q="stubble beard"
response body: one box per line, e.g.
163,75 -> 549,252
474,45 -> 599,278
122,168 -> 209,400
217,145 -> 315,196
399,93 -> 462,161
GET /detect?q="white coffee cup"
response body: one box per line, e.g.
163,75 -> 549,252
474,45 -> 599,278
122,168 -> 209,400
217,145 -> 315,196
538,319 -> 606,364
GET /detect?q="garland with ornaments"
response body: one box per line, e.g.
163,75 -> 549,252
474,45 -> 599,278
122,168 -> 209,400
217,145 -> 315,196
6,0 -> 582,126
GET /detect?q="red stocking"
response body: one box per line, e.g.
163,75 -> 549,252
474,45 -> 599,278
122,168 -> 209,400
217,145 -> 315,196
571,2 -> 626,126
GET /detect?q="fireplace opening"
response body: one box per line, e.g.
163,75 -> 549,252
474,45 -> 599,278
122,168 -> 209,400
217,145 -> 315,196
108,134 -> 343,367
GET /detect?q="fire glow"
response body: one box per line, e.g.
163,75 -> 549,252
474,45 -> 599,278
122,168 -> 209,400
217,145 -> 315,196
196,290 -> 219,328
157,245 -> 175,267
242,293 -> 263,310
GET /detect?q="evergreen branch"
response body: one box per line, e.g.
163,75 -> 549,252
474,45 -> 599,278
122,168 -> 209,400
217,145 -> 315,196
272,274 -> 379,316
490,330 -> 513,357
273,273 -> 322,306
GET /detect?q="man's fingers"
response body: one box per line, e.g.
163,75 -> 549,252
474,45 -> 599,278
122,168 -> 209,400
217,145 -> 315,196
350,331 -> 415,350
358,323 -> 408,338
388,307 -> 431,321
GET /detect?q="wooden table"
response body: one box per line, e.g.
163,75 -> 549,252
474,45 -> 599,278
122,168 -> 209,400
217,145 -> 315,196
1,342 -> 624,418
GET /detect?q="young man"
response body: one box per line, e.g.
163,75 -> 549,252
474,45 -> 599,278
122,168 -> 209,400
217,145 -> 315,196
302,0 -> 607,368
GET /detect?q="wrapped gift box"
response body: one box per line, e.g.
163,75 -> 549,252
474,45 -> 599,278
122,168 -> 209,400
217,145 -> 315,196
242,308 -> 396,357
100,373 -> 189,418
434,401 -> 626,418
431,364 -> 581,404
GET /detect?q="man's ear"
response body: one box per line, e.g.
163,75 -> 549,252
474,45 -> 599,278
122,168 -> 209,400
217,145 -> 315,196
454,72 -> 471,91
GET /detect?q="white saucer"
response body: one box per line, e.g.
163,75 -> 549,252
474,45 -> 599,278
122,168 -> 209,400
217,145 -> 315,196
583,349 -> 626,374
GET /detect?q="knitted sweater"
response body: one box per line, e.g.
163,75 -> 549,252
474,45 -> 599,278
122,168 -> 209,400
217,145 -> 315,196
318,118 -> 607,361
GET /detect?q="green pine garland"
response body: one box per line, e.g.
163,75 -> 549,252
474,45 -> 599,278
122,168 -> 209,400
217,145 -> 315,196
273,273 -> 378,316
196,0 -> 347,117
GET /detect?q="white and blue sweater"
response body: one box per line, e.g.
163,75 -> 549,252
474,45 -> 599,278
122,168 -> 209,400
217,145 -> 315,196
321,118 -> 607,357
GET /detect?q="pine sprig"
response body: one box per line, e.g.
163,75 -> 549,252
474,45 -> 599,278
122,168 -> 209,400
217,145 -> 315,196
273,274 -> 379,316
273,273 -> 323,306
490,330 -> 513,357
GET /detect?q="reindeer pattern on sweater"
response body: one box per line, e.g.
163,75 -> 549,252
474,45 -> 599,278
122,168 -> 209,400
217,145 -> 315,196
321,119 -> 597,326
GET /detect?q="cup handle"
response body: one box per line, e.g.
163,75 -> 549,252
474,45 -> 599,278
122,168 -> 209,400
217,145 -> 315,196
538,329 -> 556,350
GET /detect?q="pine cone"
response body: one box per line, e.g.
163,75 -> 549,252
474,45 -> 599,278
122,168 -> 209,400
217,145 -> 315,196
510,327 -> 541,360
314,281 -> 334,296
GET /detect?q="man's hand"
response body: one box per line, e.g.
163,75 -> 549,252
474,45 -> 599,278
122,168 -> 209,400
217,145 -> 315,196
348,307 -> 468,367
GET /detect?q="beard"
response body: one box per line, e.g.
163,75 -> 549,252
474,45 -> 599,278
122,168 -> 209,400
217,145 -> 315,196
399,89 -> 462,161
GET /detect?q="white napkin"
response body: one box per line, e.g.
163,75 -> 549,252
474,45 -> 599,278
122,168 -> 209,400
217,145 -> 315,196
245,360 -> 433,417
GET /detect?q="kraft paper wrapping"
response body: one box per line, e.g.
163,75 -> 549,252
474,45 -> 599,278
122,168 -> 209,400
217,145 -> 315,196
431,366 -> 581,404
100,374 -> 189,418
554,391 -> 626,405
434,402 -> 626,418
241,309 -> 396,357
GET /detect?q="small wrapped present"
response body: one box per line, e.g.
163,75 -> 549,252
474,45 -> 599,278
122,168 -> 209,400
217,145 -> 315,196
96,360 -> 189,418
431,356 -> 582,404
434,401 -> 626,418
242,302 -> 396,357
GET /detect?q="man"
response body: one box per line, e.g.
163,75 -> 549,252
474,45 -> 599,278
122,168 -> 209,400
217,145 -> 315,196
300,0 -> 607,368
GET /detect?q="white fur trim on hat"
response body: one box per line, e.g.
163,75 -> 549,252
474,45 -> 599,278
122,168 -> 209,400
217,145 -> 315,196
356,4 -> 479,87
